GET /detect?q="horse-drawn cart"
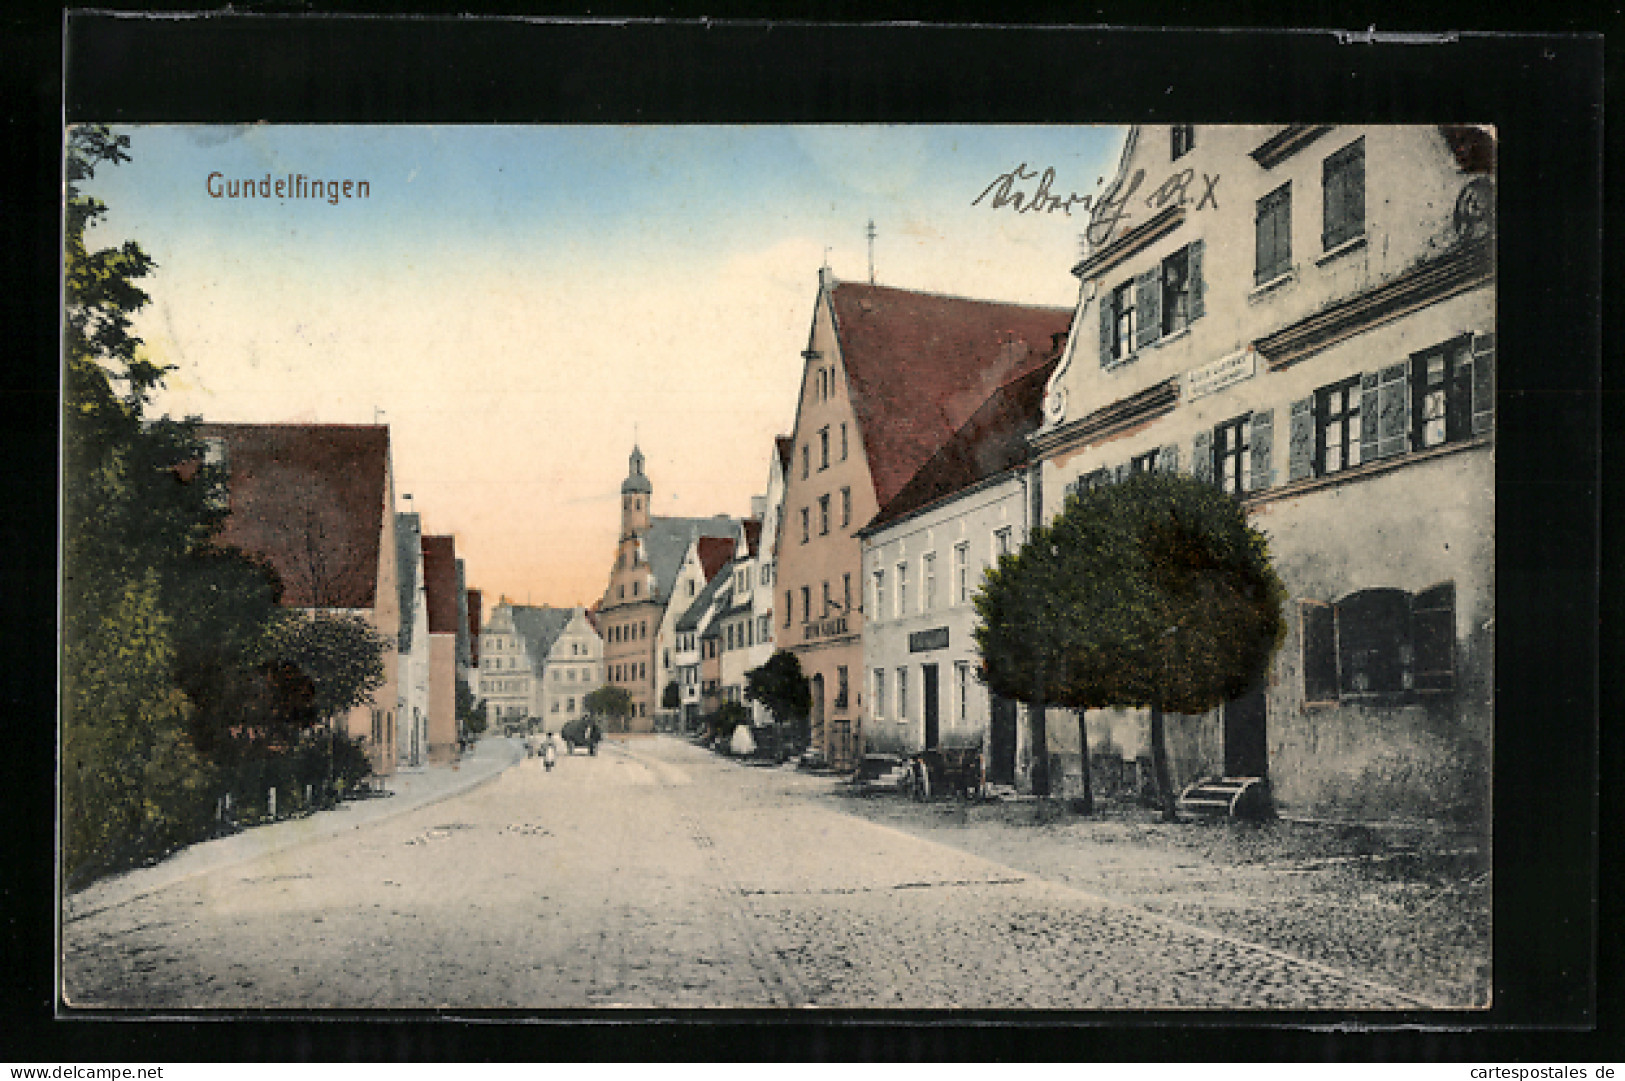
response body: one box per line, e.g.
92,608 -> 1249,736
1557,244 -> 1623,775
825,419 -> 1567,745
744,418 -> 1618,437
901,747 -> 985,802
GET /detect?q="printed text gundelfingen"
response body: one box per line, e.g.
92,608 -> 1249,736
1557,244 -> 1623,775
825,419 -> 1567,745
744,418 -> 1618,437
207,172 -> 370,205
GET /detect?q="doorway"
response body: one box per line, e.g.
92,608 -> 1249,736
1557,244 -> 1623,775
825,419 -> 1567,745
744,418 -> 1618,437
989,694 -> 1017,784
1223,683 -> 1268,778
922,664 -> 939,750
810,673 -> 825,757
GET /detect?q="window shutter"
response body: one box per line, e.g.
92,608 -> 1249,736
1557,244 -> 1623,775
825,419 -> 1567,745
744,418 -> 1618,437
1287,397 -> 1314,481
1192,430 -> 1214,485
1359,371 -> 1381,463
1410,582 -> 1456,694
1134,268 -> 1161,351
1157,443 -> 1179,474
1255,198 -> 1275,285
1471,333 -> 1495,436
1300,600 -> 1338,704
1249,408 -> 1274,491
1098,294 -> 1114,367
1188,239 -> 1206,321
1322,154 -> 1342,249
1376,361 -> 1410,458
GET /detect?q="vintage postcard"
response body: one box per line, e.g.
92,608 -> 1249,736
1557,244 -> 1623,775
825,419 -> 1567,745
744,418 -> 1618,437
59,116 -> 1497,1014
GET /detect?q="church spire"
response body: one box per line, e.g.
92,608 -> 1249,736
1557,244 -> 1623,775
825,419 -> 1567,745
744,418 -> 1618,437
620,443 -> 652,537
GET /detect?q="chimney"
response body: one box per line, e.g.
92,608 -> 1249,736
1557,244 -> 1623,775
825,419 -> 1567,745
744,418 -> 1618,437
751,495 -> 767,519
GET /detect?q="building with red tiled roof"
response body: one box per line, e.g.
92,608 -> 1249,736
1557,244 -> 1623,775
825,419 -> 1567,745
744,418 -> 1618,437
856,356 -> 1061,783
775,271 -> 1072,769
197,422 -> 402,775
421,534 -> 462,762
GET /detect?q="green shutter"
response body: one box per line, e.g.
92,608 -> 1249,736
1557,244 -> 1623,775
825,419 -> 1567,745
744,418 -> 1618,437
1255,197 -> 1274,285
1301,601 -> 1338,704
1288,397 -> 1314,481
1359,371 -> 1380,463
1410,582 -> 1456,694
1249,408 -> 1274,491
1471,333 -> 1495,435
1376,361 -> 1409,458
1157,443 -> 1179,474
1192,430 -> 1214,485
1099,292 -> 1114,368
1135,268 -> 1161,351
1188,239 -> 1206,321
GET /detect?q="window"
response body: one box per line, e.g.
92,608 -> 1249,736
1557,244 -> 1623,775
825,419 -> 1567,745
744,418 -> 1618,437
688,579 -> 696,597
956,661 -> 970,722
801,444 -> 809,480
873,668 -> 886,720
1160,246 -> 1192,336
896,562 -> 909,617
994,527 -> 1013,558
1315,376 -> 1362,475
1213,414 -> 1252,494
896,667 -> 909,722
785,590 -> 793,627
822,580 -> 832,618
835,666 -> 849,709
1256,182 -> 1292,284
800,507 -> 809,544
873,569 -> 887,623
1412,338 -> 1473,449
554,670 -> 563,683
800,586 -> 811,624
1301,584 -> 1456,702
1130,449 -> 1160,475
1171,124 -> 1195,160
1107,280 -> 1136,362
842,573 -> 852,614
632,580 -> 639,597
551,701 -> 560,713
567,697 -> 575,712
1322,137 -> 1365,250
954,543 -> 969,604
922,552 -> 937,612
819,494 -> 830,534
840,487 -> 851,527
840,423 -> 849,460
819,427 -> 830,470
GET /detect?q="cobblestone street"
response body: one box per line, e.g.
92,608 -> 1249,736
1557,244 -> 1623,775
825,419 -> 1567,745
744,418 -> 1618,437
61,735 -> 1480,1011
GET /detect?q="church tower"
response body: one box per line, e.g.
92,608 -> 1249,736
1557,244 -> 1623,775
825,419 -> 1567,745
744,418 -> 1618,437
621,444 -> 652,538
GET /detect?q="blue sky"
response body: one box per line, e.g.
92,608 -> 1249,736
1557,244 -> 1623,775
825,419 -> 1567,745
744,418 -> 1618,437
84,124 -> 1126,605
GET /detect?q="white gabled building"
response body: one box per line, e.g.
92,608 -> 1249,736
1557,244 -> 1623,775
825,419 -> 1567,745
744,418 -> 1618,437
536,606 -> 602,733
1032,124 -> 1494,822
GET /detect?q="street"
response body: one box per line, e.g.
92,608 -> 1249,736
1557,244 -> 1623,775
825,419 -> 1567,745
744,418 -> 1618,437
61,736 -> 1449,1010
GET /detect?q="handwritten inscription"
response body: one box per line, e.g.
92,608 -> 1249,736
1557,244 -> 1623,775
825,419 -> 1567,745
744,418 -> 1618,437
973,163 -> 1220,248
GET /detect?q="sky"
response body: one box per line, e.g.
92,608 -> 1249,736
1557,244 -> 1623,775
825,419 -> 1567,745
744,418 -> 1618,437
83,124 -> 1127,608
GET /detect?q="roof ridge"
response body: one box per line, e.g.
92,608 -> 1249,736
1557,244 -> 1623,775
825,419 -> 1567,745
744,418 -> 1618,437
831,279 -> 1072,314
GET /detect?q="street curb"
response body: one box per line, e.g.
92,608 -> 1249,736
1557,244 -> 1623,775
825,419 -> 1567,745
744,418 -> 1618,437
61,741 -> 524,924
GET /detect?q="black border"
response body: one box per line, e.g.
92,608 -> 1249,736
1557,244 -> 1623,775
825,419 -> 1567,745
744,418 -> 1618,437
4,10 -> 1609,1063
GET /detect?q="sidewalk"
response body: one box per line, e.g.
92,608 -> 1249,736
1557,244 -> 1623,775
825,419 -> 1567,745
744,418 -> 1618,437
62,736 -> 525,923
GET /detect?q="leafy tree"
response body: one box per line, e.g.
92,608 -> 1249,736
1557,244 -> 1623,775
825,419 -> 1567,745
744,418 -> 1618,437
260,612 -> 389,727
745,649 -> 811,745
584,685 -> 635,730
975,472 -> 1286,820
456,676 -> 485,736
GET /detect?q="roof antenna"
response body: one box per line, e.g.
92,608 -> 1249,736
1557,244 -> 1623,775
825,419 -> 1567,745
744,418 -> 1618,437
866,219 -> 877,284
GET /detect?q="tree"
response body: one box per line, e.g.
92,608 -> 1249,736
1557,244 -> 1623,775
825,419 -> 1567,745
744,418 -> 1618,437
584,685 -> 635,730
744,649 -> 811,748
260,612 -> 389,727
975,472 -> 1286,820
456,676 -> 485,737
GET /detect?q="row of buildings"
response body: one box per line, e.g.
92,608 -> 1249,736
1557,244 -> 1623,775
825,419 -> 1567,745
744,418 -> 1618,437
197,422 -> 482,776
572,123 -> 1493,822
